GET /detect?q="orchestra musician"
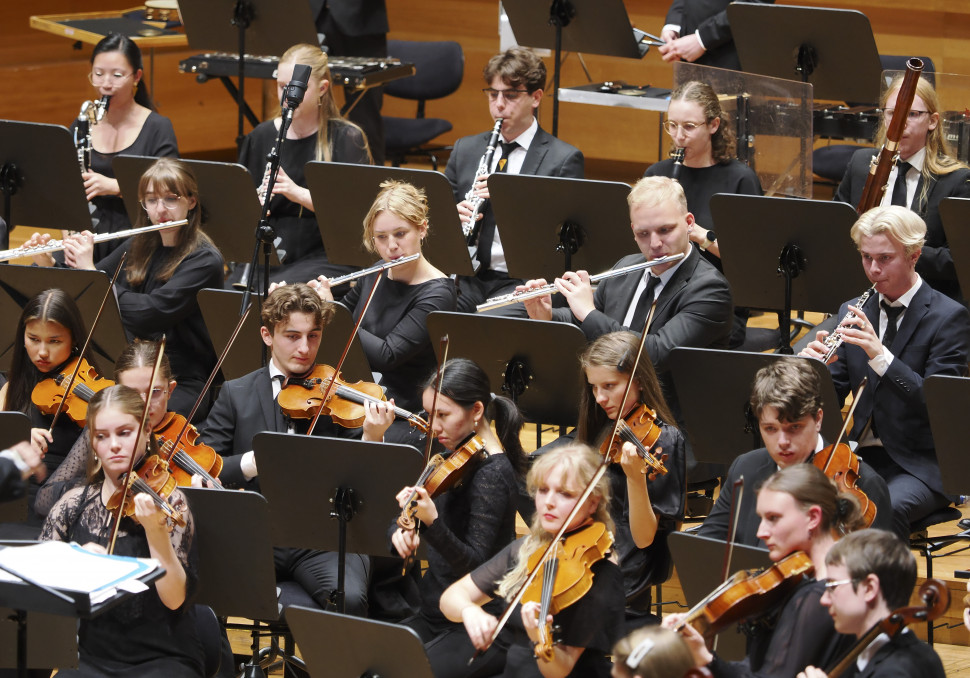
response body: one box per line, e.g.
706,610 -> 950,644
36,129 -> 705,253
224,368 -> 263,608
0,289 -> 91,532
697,359 -> 893,543
377,358 -> 527,678
29,158 -> 223,418
445,47 -> 584,314
41,385 -> 204,678
311,180 -> 456,438
797,529 -> 946,678
658,0 -> 772,71
835,75 -> 970,301
664,464 -> 863,677
439,444 -> 625,678
519,176 -> 733,423
611,626 -> 696,678
238,42 -> 372,288
800,206 -> 970,539
198,283 -> 388,616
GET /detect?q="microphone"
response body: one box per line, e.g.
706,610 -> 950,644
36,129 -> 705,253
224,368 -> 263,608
283,64 -> 312,109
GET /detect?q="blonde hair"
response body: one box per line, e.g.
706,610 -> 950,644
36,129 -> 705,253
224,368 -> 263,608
850,205 -> 927,257
361,180 -> 429,254
759,464 -> 866,538
86,385 -> 158,482
612,626 -> 696,678
496,444 -> 613,600
628,176 -> 688,214
278,43 -> 372,163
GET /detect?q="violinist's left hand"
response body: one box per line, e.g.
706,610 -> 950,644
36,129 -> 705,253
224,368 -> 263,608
362,398 -> 395,442
662,613 -> 713,667
797,668 -> 828,678
134,492 -> 170,537
520,600 -> 552,645
619,440 -> 645,480
395,485 -> 437,526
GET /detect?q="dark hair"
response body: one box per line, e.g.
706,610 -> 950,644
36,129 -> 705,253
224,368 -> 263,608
750,359 -> 823,423
669,80 -> 737,164
129,158 -> 221,287
576,331 -> 676,444
483,47 -> 546,93
825,529 -> 917,610
86,384 -> 158,482
6,289 -> 90,413
759,464 -> 866,538
261,283 -> 335,334
114,340 -> 173,383
91,33 -> 153,110
421,358 -> 527,476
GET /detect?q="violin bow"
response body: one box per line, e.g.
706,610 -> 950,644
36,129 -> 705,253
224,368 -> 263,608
48,253 -> 127,432
307,274 -> 382,436
832,376 -> 868,451
108,335 -> 166,555
163,302 -> 253,489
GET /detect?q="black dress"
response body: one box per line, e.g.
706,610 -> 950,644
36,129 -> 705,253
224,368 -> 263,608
237,118 -> 370,285
97,240 -> 224,418
338,271 -> 457,413
469,534 -> 625,678
40,484 -> 204,678
69,112 -> 179,262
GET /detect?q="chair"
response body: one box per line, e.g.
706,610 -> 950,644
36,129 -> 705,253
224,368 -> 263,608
382,40 -> 464,170
908,506 -> 967,645
813,56 -> 936,184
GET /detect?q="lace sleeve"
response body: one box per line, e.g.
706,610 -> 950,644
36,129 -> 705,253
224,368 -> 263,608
39,485 -> 88,542
35,427 -> 91,517
168,488 -> 199,601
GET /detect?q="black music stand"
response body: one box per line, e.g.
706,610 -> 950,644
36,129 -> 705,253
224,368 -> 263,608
488,174 -> 631,281
728,3 -> 882,105
254,434 -> 424,613
178,0 -> 317,144
667,349 -> 843,467
0,121 -> 92,250
0,265 -> 128,370
925,376 -> 970,496
304,162 -> 475,276
939,197 -> 970,297
0,413 -> 32,531
197,288 -> 372,382
425,311 -> 586,430
710,194 -> 869,352
503,0 -> 650,136
112,155 -> 279,267
668,532 -> 771,661
287,606 -> 434,678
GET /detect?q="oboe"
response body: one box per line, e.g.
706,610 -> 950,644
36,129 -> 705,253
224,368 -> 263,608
464,118 -> 504,242
74,95 -> 111,173
818,284 -> 878,363
670,147 -> 685,183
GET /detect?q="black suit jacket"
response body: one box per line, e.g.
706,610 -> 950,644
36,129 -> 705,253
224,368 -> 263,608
835,148 -> 970,300
697,448 -> 894,545
198,367 -> 359,490
829,281 -> 970,495
0,457 -> 24,504
850,630 -> 945,678
665,0 -> 775,70
307,0 -> 388,35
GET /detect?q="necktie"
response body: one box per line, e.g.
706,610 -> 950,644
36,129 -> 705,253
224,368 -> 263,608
881,301 -> 904,348
630,274 -> 661,331
891,161 -> 911,207
477,140 -> 519,271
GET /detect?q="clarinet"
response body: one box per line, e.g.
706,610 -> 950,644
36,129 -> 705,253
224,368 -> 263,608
73,95 -> 111,173
670,147 -> 685,182
464,118 -> 504,243
818,284 -> 878,363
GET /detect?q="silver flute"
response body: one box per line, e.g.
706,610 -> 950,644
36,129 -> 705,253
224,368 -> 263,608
463,118 -> 504,240
0,219 -> 187,263
476,253 -> 686,312
818,284 -> 878,362
325,253 -> 421,288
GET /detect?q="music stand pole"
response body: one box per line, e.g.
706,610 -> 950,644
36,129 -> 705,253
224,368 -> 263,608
549,0 -> 575,138
232,0 -> 254,150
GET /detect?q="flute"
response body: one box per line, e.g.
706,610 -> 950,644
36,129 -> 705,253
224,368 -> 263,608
0,219 -> 187,263
323,253 -> 421,288
476,253 -> 685,313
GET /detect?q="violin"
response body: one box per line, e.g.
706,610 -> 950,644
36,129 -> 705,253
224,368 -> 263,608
397,433 -> 487,531
824,579 -> 949,677
600,403 -> 667,478
31,356 -> 115,426
154,411 -> 224,489
523,521 -> 614,660
278,364 -> 393,428
105,454 -> 187,528
813,377 -> 876,527
676,551 -> 814,638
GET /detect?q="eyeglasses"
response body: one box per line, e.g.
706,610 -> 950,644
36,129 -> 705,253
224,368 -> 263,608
882,109 -> 929,121
88,70 -> 134,84
662,120 -> 708,134
149,387 -> 168,402
140,195 -> 182,211
483,88 -> 529,102
823,578 -> 856,591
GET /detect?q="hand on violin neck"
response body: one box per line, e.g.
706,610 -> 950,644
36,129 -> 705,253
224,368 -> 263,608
395,485 -> 437,526
618,441 -> 651,480
362,398 -> 395,442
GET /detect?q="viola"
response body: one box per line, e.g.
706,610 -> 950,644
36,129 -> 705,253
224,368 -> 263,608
397,433 -> 487,531
105,454 -> 187,528
154,411 -> 224,489
523,521 -> 614,660
676,551 -> 814,638
600,403 -> 667,478
31,356 -> 115,426
278,364 -> 401,429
